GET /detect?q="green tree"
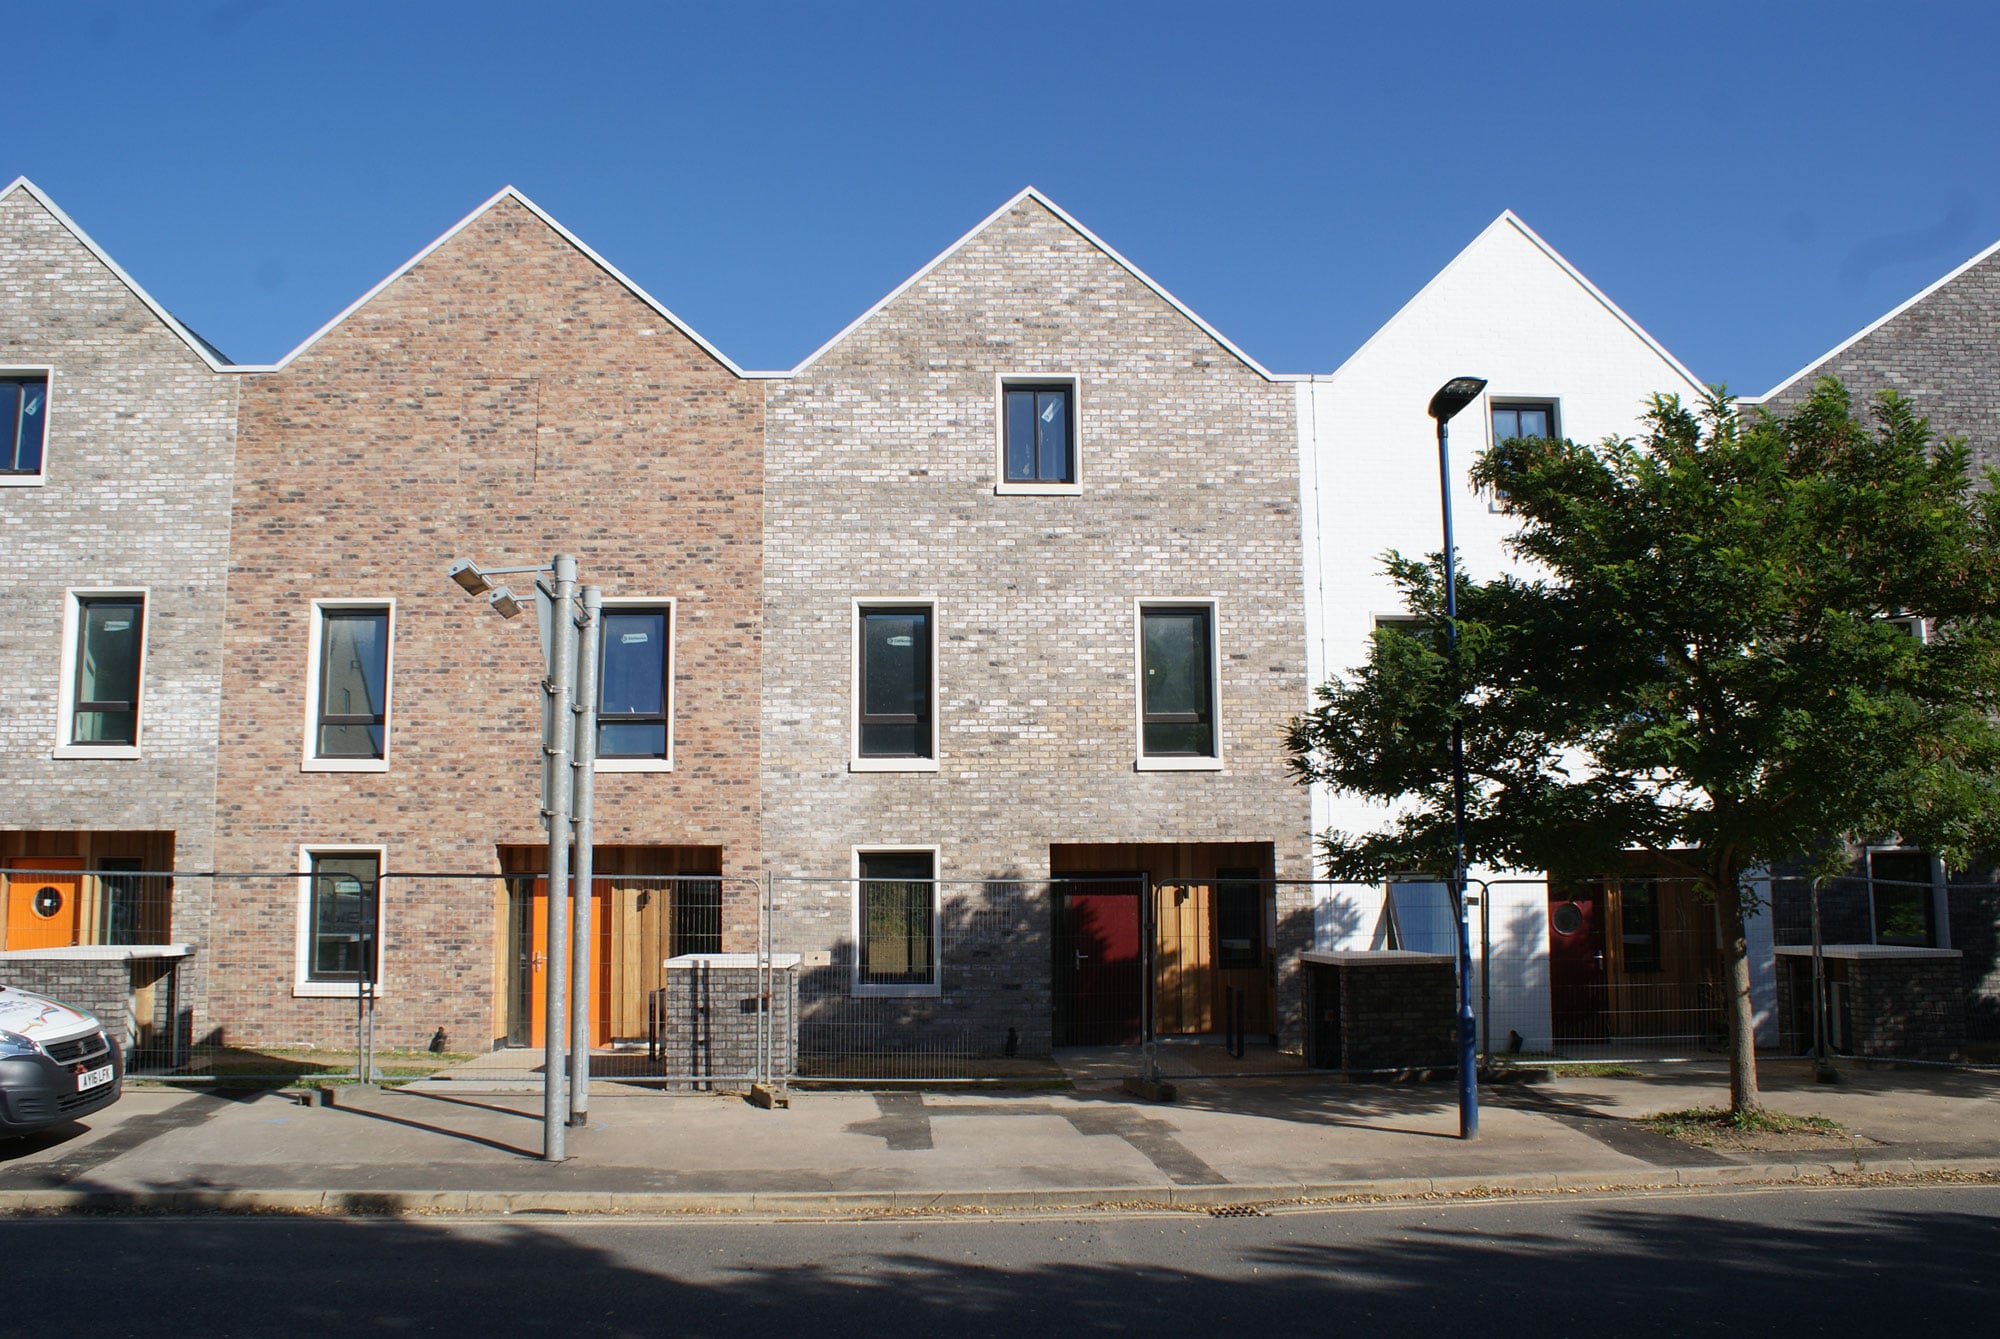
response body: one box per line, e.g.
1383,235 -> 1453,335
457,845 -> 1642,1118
1288,382 -> 2000,1112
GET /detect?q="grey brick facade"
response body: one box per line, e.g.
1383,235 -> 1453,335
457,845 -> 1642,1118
1755,241 -> 2000,475
760,194 -> 1313,1054
0,183 -> 235,1038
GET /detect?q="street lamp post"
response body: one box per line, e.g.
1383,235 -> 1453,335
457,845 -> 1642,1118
449,553 -> 598,1162
1427,376 -> 1488,1141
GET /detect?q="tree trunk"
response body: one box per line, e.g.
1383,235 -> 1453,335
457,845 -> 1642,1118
1713,870 -> 1762,1115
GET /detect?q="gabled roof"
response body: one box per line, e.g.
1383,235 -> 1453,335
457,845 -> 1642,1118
1748,232 -> 2000,405
1324,209 -> 1704,394
269,186 -> 769,378
788,186 -> 1288,382
1,177 -> 236,370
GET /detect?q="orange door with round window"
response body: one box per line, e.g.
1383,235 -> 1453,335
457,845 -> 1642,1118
5,857 -> 84,950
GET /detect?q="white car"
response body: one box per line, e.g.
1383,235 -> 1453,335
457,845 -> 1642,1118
0,982 -> 122,1135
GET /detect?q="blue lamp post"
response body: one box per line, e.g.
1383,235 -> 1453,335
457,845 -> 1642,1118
1427,375 -> 1487,1140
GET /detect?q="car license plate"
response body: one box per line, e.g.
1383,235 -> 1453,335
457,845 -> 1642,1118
76,1064 -> 114,1093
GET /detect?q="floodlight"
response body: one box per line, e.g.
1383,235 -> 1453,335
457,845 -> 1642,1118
448,559 -> 492,596
489,586 -> 524,620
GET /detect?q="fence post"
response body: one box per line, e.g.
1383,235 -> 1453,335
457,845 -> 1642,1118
1810,876 -> 1837,1083
1478,878 -> 1492,1073
1141,872 -> 1157,1083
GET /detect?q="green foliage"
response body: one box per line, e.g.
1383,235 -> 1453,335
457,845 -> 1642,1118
1288,380 -> 2000,895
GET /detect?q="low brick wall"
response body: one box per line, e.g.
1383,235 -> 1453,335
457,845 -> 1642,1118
1304,953 -> 1457,1071
659,954 -> 798,1088
1776,948 -> 1966,1061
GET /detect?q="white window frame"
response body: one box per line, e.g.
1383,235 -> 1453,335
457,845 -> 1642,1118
294,843 -> 389,999
994,373 -> 1082,496
1134,597 -> 1223,771
850,597 -> 940,772
301,599 -> 396,773
594,596 -> 677,773
850,844 -> 943,998
0,365 -> 53,488
54,586 -> 149,760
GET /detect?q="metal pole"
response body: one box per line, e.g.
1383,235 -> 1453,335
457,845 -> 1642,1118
568,586 -> 601,1127
1810,875 -> 1836,1083
1478,878 -> 1492,1072
1437,414 -> 1479,1139
1141,872 -> 1158,1085
541,554 -> 578,1161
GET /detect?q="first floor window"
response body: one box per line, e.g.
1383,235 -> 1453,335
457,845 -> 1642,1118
2,373 -> 48,476
1868,849 -> 1936,947
313,606 -> 390,759
859,850 -> 936,989
858,605 -> 933,760
307,851 -> 381,985
71,595 -> 144,746
598,605 -> 672,759
1140,604 -> 1216,758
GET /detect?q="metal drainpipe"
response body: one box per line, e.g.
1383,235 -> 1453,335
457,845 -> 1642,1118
540,554 -> 577,1161
568,585 -> 600,1127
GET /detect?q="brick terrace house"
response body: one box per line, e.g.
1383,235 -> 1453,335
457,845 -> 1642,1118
760,190 -> 1313,1059
208,190 -> 765,1053
1747,234 -> 2000,1053
0,179 -> 237,1055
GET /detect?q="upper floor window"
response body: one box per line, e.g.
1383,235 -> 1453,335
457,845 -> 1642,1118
2,372 -> 50,484
1491,399 -> 1557,445
57,590 -> 146,757
597,602 -> 674,768
854,602 -> 937,770
997,377 -> 1079,493
1137,601 -> 1221,769
307,604 -> 392,768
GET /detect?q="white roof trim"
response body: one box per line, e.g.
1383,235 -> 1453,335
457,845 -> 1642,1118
1,176 -> 237,370
789,186 -> 1281,381
265,186 -> 763,377
1748,231 -> 2000,405
1325,210 -> 1706,395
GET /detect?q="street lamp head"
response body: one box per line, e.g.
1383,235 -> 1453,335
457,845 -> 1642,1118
1428,377 -> 1489,424
488,586 -> 525,620
448,559 -> 491,596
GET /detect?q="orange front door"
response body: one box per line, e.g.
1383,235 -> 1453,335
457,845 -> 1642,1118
526,879 -> 612,1048
5,857 -> 84,950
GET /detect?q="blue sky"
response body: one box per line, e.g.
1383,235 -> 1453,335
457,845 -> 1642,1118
10,1 -> 1999,392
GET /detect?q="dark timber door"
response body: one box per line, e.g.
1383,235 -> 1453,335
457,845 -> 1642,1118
1057,877 -> 1144,1045
1548,884 -> 1608,1042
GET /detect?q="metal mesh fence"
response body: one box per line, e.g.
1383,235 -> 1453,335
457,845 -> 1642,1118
6,862 -> 1994,1088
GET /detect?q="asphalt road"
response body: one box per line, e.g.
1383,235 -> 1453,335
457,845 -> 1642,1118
7,1183 -> 1993,1337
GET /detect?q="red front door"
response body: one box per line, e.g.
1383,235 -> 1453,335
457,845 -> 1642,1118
1060,880 -> 1144,1045
1548,885 -> 1608,1042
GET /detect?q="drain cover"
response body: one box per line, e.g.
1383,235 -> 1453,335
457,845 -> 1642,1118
1207,1204 -> 1269,1218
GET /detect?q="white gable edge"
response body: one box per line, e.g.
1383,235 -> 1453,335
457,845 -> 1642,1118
1325,211 -> 1705,397
788,187 -> 1281,382
1,176 -> 238,371
1747,231 -> 2000,406
264,186 -> 761,377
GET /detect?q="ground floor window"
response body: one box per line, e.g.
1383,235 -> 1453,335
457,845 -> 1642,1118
856,849 -> 937,993
300,849 -> 382,991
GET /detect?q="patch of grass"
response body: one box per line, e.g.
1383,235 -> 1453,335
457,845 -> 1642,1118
1644,1106 -> 1846,1146
129,1047 -> 472,1088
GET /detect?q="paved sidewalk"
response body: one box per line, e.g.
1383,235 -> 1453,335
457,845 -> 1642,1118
2,1059 -> 1994,1216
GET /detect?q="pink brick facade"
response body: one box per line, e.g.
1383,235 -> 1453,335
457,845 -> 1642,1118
209,195 -> 763,1049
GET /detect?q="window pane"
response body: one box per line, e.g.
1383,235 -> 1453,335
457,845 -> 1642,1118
1620,878 -> 1662,973
1217,869 -> 1262,968
1870,850 -> 1934,946
317,609 -> 388,757
73,598 -> 142,744
1491,408 -> 1519,440
860,608 -> 929,758
600,721 -> 668,756
310,853 -> 379,982
5,379 -> 45,474
1004,390 -> 1037,481
1518,406 -> 1550,438
671,878 -> 723,957
1036,389 -> 1070,482
860,852 -> 934,985
600,611 -> 666,716
1141,607 -> 1213,756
